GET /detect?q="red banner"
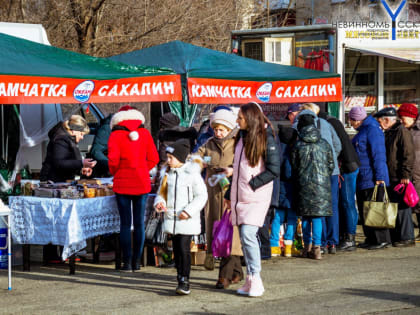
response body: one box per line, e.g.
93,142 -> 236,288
0,74 -> 182,104
188,77 -> 342,104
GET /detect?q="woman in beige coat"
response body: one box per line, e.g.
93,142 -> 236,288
197,107 -> 243,288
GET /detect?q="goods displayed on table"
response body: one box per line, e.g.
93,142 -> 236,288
24,179 -> 114,199
384,104 -> 402,109
344,95 -> 377,110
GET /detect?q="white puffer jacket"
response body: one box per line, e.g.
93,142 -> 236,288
154,156 -> 208,235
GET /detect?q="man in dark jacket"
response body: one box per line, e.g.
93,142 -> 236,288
157,112 -> 197,171
318,111 -> 361,252
269,126 -> 298,257
375,107 -> 416,247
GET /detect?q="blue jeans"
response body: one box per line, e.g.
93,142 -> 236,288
239,224 -> 261,275
322,175 -> 339,246
269,208 -> 297,247
116,193 -> 148,264
302,217 -> 323,246
339,169 -> 359,235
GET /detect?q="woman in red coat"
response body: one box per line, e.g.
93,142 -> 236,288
108,105 -> 159,272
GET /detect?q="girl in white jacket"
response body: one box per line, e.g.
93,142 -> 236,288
154,138 -> 208,295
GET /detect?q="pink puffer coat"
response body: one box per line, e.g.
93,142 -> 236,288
230,138 -> 273,227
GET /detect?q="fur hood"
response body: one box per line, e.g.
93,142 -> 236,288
154,154 -> 207,236
110,109 -> 145,130
159,154 -> 203,178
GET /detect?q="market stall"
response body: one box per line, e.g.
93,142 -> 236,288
111,40 -> 342,128
111,41 -> 343,263
0,32 -> 183,179
0,32 -> 183,275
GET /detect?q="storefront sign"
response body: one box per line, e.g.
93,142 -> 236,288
188,77 -> 342,104
0,74 -> 182,104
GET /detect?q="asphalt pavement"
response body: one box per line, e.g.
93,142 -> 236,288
1,231 -> 420,314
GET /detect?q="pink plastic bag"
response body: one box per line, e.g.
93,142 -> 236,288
212,210 -> 233,258
394,182 -> 420,208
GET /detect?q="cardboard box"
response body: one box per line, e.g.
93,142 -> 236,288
191,250 -> 206,266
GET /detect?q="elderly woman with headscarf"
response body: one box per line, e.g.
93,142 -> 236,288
40,115 -> 96,182
40,114 -> 97,264
349,106 -> 391,250
196,107 -> 243,288
397,103 -> 420,241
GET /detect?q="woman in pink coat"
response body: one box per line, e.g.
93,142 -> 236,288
227,102 -> 280,297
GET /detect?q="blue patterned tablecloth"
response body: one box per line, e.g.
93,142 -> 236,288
9,196 -> 120,260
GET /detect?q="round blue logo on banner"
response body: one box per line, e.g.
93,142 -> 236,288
256,83 -> 272,103
73,80 -> 95,103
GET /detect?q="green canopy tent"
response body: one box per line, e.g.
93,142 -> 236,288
111,40 -> 342,126
0,32 -> 183,187
0,33 -> 182,105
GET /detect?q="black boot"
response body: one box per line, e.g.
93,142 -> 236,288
132,258 -> 141,272
176,276 -> 190,295
120,261 -> 132,272
337,234 -> 356,251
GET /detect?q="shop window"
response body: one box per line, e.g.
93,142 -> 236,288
344,51 -> 378,133
264,37 -> 293,65
384,58 -> 420,106
243,41 -> 263,61
294,33 -> 330,71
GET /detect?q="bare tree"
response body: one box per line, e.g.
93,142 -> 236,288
0,0 -> 264,56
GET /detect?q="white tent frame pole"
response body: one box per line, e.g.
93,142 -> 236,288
1,106 -> 4,162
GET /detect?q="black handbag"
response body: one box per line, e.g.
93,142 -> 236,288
154,218 -> 167,246
145,211 -> 160,242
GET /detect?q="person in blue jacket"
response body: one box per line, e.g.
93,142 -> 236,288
269,126 -> 298,257
349,107 -> 391,250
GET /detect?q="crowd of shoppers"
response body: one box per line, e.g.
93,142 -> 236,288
41,101 -> 419,298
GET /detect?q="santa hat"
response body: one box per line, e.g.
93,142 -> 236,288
110,105 -> 145,141
118,105 -> 135,112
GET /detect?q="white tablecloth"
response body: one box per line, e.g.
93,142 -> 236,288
9,196 -> 120,260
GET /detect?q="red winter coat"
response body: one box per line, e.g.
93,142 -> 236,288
108,109 -> 159,195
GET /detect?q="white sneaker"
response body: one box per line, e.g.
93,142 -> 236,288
248,274 -> 264,297
237,275 -> 251,295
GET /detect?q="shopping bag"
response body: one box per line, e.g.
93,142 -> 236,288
145,211 -> 160,243
404,182 -> 420,207
394,182 -> 419,208
212,210 -> 233,258
363,185 -> 398,228
154,218 -> 167,246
